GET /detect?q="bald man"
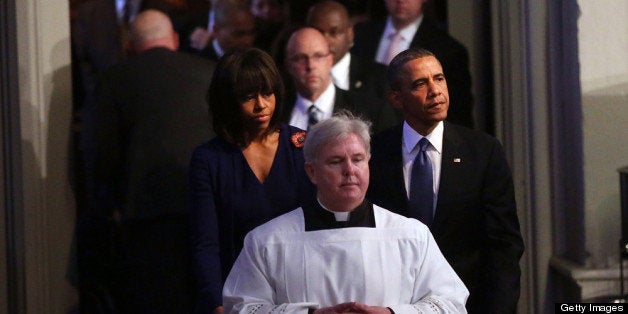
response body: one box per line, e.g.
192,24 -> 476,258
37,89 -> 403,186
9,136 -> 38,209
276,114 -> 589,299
79,9 -> 215,313
281,27 -> 396,133
306,0 -> 388,101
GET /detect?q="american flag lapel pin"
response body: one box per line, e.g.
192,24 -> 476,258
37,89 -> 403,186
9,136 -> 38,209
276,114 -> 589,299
453,158 -> 461,163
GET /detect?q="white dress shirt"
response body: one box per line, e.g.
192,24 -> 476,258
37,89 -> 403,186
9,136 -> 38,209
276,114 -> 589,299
211,39 -> 225,58
375,15 -> 423,65
331,53 -> 351,91
401,121 -> 443,215
288,83 -> 335,130
115,0 -> 140,25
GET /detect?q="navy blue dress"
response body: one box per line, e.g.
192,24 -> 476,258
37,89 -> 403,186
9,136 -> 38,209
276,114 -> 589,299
189,124 -> 314,313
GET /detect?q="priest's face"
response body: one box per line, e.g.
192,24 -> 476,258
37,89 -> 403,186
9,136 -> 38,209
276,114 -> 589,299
305,133 -> 370,212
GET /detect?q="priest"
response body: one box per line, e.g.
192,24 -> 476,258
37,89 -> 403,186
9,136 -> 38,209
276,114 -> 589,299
223,112 -> 468,314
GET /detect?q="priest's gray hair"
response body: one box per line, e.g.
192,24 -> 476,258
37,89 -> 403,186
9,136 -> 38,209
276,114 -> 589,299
303,110 -> 372,163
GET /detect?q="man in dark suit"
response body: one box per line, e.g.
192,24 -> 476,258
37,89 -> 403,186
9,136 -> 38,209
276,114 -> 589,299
367,48 -> 524,313
281,27 -> 397,133
79,9 -> 215,313
198,0 -> 256,61
305,0 -> 388,102
351,0 -> 474,128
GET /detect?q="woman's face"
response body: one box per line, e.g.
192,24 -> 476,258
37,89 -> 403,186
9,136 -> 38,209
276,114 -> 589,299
240,92 -> 276,131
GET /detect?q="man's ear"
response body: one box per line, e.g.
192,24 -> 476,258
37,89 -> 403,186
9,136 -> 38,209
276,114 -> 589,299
387,90 -> 403,110
304,162 -> 317,185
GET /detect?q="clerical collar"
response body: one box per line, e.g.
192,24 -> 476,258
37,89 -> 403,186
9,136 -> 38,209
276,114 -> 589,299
317,198 -> 350,221
302,198 -> 375,231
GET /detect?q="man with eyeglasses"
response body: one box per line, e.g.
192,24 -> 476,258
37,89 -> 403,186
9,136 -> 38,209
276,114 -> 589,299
281,27 -> 397,133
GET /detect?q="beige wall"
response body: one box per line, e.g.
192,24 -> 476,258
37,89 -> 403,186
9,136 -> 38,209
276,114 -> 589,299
16,0 -> 78,312
578,0 -> 628,269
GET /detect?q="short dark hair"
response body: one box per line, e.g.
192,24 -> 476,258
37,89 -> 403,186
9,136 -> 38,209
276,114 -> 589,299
208,47 -> 285,145
387,48 -> 437,91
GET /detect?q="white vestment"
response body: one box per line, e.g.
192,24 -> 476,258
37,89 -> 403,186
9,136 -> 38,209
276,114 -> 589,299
223,205 -> 469,314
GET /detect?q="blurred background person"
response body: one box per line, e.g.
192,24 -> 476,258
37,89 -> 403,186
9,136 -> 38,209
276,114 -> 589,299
352,0 -> 475,128
248,0 -> 287,52
281,27 -> 397,133
306,0 -> 388,102
198,0 -> 256,61
77,9 -> 215,313
189,47 -> 315,314
184,0 -> 218,52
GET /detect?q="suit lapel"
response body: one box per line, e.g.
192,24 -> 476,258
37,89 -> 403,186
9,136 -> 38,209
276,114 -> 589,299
411,17 -> 437,49
348,56 -> 364,90
387,127 -> 408,210
433,122 -> 463,229
354,21 -> 386,61
372,126 -> 408,212
332,87 -> 355,112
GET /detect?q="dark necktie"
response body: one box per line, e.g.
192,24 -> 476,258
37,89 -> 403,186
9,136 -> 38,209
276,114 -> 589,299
307,104 -> 323,131
408,138 -> 434,226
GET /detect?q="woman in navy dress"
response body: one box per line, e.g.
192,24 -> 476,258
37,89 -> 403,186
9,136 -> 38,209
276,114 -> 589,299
189,48 -> 314,314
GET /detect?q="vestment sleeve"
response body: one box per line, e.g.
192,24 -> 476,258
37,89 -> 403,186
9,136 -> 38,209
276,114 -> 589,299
388,228 -> 469,314
223,233 -> 317,314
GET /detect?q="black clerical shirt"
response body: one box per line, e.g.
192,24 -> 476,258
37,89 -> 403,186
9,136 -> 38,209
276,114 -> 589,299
302,199 -> 376,231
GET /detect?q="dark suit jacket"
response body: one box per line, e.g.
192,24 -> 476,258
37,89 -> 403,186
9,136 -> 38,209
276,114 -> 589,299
281,85 -> 399,133
199,40 -> 221,62
352,17 -> 475,128
367,122 -> 524,314
348,54 -> 388,101
93,47 -> 215,220
72,0 -> 126,112
78,47 -> 215,313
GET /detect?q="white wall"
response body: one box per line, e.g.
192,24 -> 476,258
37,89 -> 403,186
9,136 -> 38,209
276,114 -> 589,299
16,0 -> 78,312
578,0 -> 628,268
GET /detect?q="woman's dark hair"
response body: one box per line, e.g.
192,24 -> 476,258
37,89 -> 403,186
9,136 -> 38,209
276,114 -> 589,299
208,47 -> 285,146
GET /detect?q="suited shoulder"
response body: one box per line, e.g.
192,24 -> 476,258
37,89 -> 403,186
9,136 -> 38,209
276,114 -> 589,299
172,49 -> 215,70
353,19 -> 385,40
371,125 -> 403,148
444,122 -> 502,147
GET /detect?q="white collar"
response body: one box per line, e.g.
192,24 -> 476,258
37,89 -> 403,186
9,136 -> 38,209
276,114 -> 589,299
318,198 -> 350,222
331,53 -> 351,90
383,14 -> 424,41
296,82 -> 335,115
212,39 -> 224,58
402,120 -> 444,154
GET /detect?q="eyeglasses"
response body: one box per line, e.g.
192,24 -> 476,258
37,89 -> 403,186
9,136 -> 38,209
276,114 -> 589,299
287,52 -> 331,65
